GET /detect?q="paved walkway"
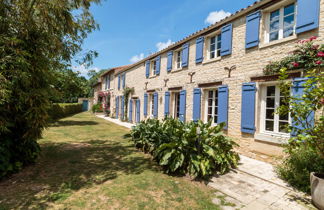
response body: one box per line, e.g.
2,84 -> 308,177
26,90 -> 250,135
209,155 -> 315,210
96,114 -> 315,210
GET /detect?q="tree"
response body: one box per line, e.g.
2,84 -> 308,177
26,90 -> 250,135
0,0 -> 101,177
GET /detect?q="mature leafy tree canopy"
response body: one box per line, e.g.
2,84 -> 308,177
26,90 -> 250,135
0,0 -> 101,177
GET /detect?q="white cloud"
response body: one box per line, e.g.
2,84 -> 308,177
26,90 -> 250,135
130,53 -> 145,63
72,64 -> 100,77
156,39 -> 174,51
205,10 -> 231,25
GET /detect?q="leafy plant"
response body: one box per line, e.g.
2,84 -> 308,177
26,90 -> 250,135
91,104 -> 102,113
131,118 -> 239,179
48,103 -> 83,121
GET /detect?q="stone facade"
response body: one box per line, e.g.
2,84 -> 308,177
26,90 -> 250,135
96,0 -> 324,157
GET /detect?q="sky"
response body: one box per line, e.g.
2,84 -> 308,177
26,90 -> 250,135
73,0 -> 257,77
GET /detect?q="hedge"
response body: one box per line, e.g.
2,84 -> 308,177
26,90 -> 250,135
48,103 -> 83,120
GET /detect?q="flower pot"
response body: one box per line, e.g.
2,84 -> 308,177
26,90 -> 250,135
311,172 -> 324,210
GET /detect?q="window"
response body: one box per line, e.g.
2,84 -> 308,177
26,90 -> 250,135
173,92 -> 180,118
209,35 -> 221,59
261,85 -> 290,134
205,89 -> 218,124
268,3 -> 296,42
105,75 -> 110,90
150,94 -> 154,117
151,60 -> 157,76
175,50 -> 182,69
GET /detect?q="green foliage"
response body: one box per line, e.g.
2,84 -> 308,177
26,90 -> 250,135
48,103 -> 83,121
91,104 -> 103,113
131,118 -> 239,179
264,37 -> 324,75
277,145 -> 324,193
0,0 -> 100,178
274,37 -> 324,193
87,69 -> 108,97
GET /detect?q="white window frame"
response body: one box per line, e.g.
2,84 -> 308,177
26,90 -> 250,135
174,49 -> 182,70
150,60 -> 157,76
204,88 -> 218,125
205,32 -> 221,61
259,83 -> 291,137
149,93 -> 154,118
264,1 -> 297,43
172,92 -> 180,119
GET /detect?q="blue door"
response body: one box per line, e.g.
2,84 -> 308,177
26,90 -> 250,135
82,100 -> 88,111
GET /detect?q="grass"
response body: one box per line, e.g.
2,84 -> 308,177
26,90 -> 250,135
0,112 -> 228,209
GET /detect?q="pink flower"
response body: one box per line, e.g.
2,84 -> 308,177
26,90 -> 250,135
309,36 -> 317,41
315,60 -> 322,65
317,51 -> 324,57
292,62 -> 299,67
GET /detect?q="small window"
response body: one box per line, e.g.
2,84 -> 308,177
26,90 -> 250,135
151,60 -> 157,76
205,89 -> 218,124
209,34 -> 221,59
175,50 -> 182,69
150,94 -> 154,117
267,3 -> 296,42
173,92 -> 180,118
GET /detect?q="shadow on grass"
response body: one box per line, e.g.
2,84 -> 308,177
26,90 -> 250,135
0,139 -> 158,209
50,120 -> 99,127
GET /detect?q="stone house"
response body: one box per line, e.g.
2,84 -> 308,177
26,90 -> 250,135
95,0 -> 323,156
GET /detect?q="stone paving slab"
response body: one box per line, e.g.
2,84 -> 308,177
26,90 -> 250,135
208,155 -> 316,210
96,114 -> 134,129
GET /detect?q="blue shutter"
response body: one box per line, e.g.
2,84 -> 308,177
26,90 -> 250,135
145,61 -> 150,78
153,92 -> 158,118
115,96 -> 119,119
195,37 -> 204,63
156,56 -> 161,75
136,99 -> 140,123
129,99 -> 133,122
118,75 -> 121,90
121,96 -> 124,119
167,51 -> 173,72
164,91 -> 170,116
192,88 -> 201,122
217,85 -> 229,129
182,43 -> 189,67
296,0 -> 320,34
246,11 -> 261,49
122,73 -> 126,89
241,83 -> 256,134
144,93 -> 148,117
220,23 -> 233,56
179,90 -> 186,122
291,78 -> 315,136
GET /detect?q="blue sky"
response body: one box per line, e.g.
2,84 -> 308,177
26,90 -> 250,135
74,0 -> 257,76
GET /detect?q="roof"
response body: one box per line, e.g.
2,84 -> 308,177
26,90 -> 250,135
100,65 -> 131,77
117,0 -> 274,74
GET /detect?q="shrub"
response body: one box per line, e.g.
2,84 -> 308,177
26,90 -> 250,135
277,145 -> 324,193
48,103 -> 83,120
91,104 -> 102,113
130,118 -> 239,179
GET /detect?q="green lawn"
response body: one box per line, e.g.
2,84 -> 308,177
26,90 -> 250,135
0,112 -> 231,210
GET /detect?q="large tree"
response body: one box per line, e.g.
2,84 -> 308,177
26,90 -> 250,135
0,0 -> 100,177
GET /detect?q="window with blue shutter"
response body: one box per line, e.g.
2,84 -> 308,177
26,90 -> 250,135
136,99 -> 140,123
129,99 -> 133,122
241,82 -> 256,134
179,90 -> 186,122
246,11 -> 261,49
192,88 -> 201,122
217,85 -> 229,129
164,92 -> 170,116
145,61 -> 150,78
144,93 -> 148,116
167,51 -> 173,72
291,78 -> 315,136
220,23 -> 233,56
296,0 -> 320,34
153,92 -> 158,118
156,56 -> 161,75
122,73 -> 126,89
116,96 -> 119,119
118,75 -> 121,90
182,43 -> 189,67
121,96 -> 125,119
196,37 -> 204,63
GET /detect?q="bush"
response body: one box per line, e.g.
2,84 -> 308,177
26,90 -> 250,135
91,104 -> 102,113
48,103 -> 83,120
277,145 -> 324,193
131,118 -> 239,179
